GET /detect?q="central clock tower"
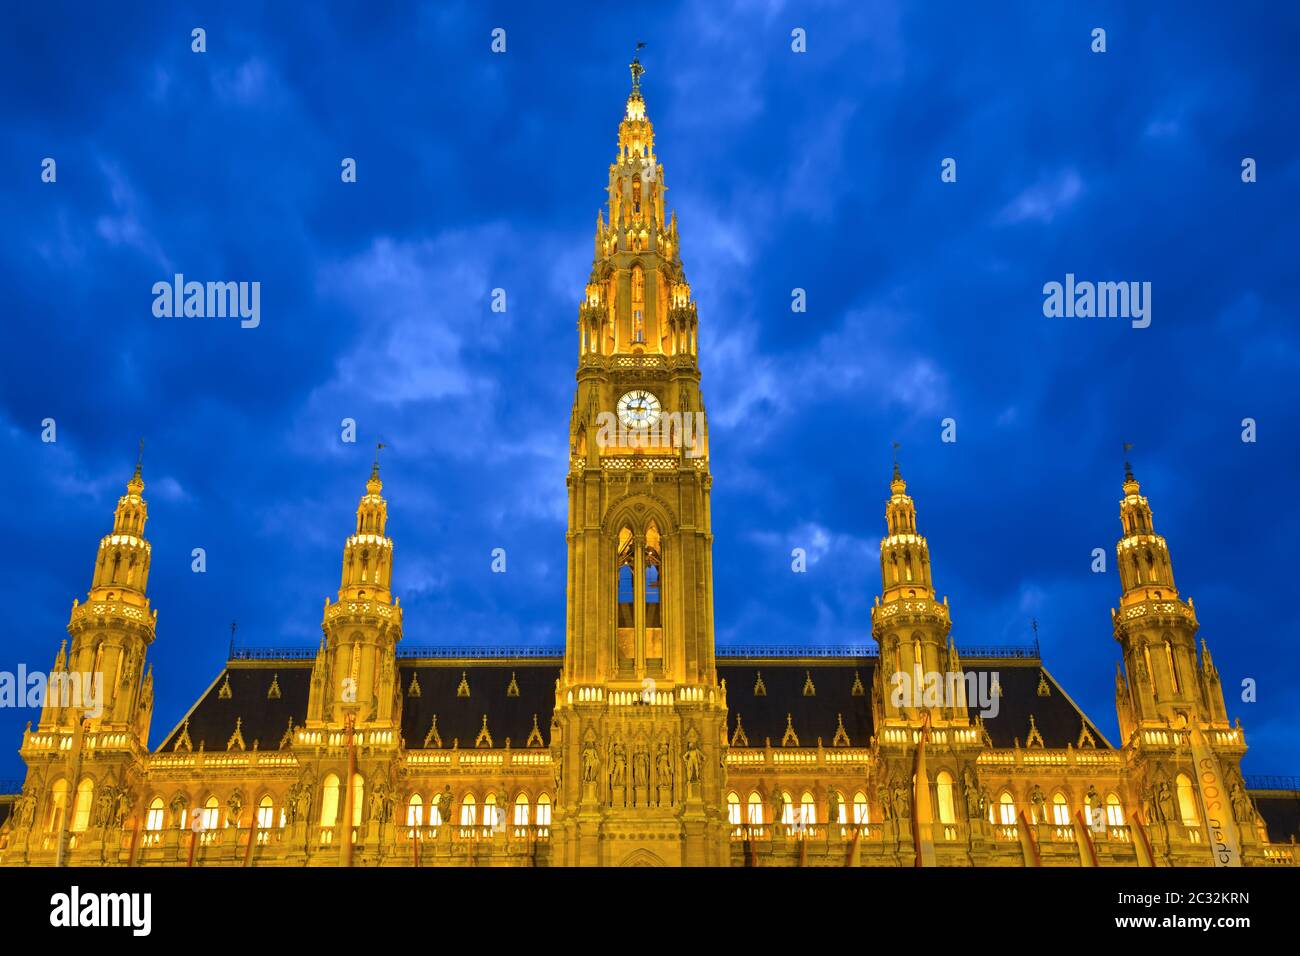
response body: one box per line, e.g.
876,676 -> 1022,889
549,55 -> 727,866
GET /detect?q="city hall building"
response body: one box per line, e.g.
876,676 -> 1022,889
1,60 -> 1296,867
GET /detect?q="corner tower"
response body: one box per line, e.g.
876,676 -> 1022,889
42,461 -> 157,739
553,55 -> 726,866
306,461 -> 404,730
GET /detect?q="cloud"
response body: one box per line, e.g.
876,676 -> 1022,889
995,168 -> 1084,225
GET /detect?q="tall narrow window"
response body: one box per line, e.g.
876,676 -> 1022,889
319,774 -> 340,828
632,265 -> 646,343
747,791 -> 763,826
46,779 -> 68,833
852,791 -> 869,825
936,772 -> 956,825
351,774 -> 364,828
535,794 -> 552,828
1105,793 -> 1124,827
513,793 -> 530,827
407,794 -> 423,829
71,778 -> 94,833
1176,773 -> 1200,827
460,795 -> 477,827
616,526 -> 635,668
829,790 -> 847,824
799,791 -> 816,826
484,792 -> 499,829
644,521 -> 662,666
1165,640 -> 1179,694
145,797 -> 165,832
998,792 -> 1017,826
1051,792 -> 1070,826
257,796 -> 275,830
202,796 -> 220,832
727,792 -> 741,827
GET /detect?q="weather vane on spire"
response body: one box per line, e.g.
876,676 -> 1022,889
891,440 -> 901,477
630,41 -> 646,91
1123,441 -> 1134,479
373,440 -> 387,475
135,437 -> 144,472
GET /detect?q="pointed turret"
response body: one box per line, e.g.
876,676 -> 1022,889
48,458 -> 157,737
1111,466 -> 1228,736
310,457 -> 404,730
870,465 -> 963,725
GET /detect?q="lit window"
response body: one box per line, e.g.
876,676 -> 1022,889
145,797 -> 165,832
484,793 -> 499,829
1105,793 -> 1124,827
514,793 -> 530,827
428,795 -> 443,826
799,791 -> 816,826
460,795 -> 477,827
998,792 -> 1017,826
936,772 -> 956,825
46,779 -> 68,833
202,796 -> 220,832
257,796 -> 275,830
1051,793 -> 1069,826
852,791 -> 869,825
319,774 -> 340,827
747,791 -> 763,826
407,794 -> 423,828
1176,774 -> 1200,827
71,778 -> 94,833
727,792 -> 741,826
350,774 -> 364,828
536,794 -> 552,827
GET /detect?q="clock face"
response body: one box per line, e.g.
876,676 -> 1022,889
617,389 -> 661,429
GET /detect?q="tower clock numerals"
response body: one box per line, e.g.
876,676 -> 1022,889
617,390 -> 661,429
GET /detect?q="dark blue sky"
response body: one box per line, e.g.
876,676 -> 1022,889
1,1 -> 1297,780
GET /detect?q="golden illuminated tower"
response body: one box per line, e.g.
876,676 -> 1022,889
41,461 -> 156,741
552,54 -> 727,866
1111,464 -> 1229,737
870,464 -> 967,726
306,460 -> 404,730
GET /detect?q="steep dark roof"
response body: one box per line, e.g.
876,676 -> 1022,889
399,663 -> 559,750
1252,792 -> 1300,844
156,653 -> 1108,753
976,660 -> 1110,749
719,659 -> 1110,750
719,662 -> 874,748
156,664 -> 309,753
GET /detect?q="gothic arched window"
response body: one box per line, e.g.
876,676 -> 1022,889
1176,774 -> 1200,827
936,772 -> 956,825
852,791 -> 869,825
1051,792 -> 1070,826
407,793 -> 423,829
71,778 -> 94,833
998,791 -> 1017,826
145,796 -> 165,832
747,791 -> 764,826
46,779 -> 68,833
319,775 -> 340,828
1105,793 -> 1125,827
513,792 -> 530,827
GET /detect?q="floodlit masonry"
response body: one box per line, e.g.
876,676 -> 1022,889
0,56 -> 1295,868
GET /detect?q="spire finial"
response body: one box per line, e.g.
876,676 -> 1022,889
135,437 -> 144,475
1122,441 -> 1135,481
891,441 -> 902,480
373,440 -> 386,478
630,42 -> 646,92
